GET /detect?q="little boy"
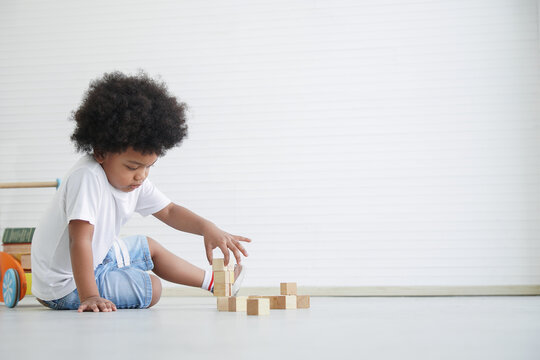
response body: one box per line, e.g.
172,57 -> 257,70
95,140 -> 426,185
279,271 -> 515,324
31,71 -> 250,312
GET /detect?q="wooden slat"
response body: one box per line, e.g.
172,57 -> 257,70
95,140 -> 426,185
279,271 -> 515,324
0,181 -> 58,189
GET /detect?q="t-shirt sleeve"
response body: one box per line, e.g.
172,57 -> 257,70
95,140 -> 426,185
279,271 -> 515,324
64,169 -> 102,225
135,179 -> 171,217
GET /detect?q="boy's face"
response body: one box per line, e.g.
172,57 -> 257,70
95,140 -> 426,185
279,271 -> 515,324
94,148 -> 158,192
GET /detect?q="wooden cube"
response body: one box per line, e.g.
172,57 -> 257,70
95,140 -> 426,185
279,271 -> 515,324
280,282 -> 297,295
212,258 -> 226,271
214,270 -> 234,284
266,296 -> 279,309
214,283 -> 232,297
297,295 -> 310,309
228,296 -> 248,312
212,258 -> 236,272
268,295 -> 296,309
217,297 -> 230,311
247,298 -> 270,316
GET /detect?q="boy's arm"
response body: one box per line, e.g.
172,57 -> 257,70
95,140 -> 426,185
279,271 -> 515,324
153,202 -> 251,266
69,220 -> 117,313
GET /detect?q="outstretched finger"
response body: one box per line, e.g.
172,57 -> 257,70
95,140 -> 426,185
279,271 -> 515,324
235,235 -> 252,243
229,243 -> 243,265
234,240 -> 249,257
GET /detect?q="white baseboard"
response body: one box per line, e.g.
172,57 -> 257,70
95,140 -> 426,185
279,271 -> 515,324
162,285 -> 540,297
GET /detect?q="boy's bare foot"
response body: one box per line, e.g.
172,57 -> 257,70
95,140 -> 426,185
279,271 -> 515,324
232,264 -> 245,296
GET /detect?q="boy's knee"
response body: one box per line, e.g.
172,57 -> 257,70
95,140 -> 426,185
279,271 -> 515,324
148,274 -> 162,308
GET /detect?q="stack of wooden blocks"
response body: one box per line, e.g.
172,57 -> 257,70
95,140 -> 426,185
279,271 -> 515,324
212,258 -> 235,297
213,257 -> 310,316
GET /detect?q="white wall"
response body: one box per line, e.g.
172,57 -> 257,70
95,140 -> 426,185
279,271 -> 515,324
1,0 -> 539,288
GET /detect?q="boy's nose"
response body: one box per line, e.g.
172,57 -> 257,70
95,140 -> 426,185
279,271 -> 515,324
134,169 -> 146,181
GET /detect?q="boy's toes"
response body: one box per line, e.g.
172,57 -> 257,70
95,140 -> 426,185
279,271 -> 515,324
234,264 -> 242,278
232,264 -> 246,296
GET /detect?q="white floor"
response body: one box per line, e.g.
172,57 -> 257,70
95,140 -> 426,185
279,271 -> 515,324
1,295 -> 539,360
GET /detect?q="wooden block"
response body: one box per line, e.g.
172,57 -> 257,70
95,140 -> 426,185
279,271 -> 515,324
214,270 -> 234,284
20,254 -> 31,270
217,297 -> 230,311
268,295 -> 297,309
228,296 -> 248,312
247,295 -> 295,309
297,295 -> 310,309
280,282 -> 297,295
212,258 -> 226,271
279,295 -> 297,309
266,296 -> 279,309
247,298 -> 270,316
213,283 -> 232,297
212,258 -> 235,271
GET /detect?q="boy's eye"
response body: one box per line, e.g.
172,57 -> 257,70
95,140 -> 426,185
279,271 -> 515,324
126,166 -> 138,171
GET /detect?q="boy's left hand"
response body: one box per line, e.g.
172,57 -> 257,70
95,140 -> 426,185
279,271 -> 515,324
203,224 -> 251,266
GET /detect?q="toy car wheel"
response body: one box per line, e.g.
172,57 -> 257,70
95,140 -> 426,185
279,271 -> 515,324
2,268 -> 20,308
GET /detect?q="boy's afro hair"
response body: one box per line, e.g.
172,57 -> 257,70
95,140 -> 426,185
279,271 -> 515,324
71,71 -> 188,156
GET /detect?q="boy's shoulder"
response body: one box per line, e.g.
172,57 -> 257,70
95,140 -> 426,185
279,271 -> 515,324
63,155 -> 107,189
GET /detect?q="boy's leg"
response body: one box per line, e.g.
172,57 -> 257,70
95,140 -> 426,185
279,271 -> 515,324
147,237 -> 205,287
147,236 -> 245,294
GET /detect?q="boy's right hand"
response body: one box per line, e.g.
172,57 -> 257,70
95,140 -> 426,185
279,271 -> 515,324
78,296 -> 117,313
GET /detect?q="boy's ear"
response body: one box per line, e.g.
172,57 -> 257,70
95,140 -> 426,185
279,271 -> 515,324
93,150 -> 105,163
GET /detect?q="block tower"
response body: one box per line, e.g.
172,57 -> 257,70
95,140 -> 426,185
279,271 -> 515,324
212,258 -> 234,297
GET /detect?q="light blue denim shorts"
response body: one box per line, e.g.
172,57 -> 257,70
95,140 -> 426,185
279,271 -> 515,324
39,235 -> 154,310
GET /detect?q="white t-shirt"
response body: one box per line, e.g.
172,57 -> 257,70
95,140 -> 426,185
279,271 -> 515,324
31,155 -> 171,301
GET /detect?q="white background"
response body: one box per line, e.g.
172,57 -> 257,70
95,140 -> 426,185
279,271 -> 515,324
1,0 -> 539,288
